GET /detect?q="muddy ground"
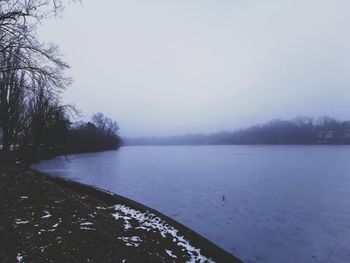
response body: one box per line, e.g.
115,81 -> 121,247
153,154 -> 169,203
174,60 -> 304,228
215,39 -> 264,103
0,163 -> 241,263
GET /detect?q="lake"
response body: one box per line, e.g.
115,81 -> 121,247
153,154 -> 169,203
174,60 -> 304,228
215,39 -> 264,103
32,145 -> 350,263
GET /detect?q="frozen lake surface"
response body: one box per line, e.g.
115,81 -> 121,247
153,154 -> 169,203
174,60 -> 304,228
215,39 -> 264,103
33,145 -> 350,263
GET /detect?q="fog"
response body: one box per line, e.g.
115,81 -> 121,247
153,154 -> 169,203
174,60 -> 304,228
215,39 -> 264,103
39,0 -> 350,137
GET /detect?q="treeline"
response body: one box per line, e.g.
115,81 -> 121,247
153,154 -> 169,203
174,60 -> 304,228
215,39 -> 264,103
126,117 -> 350,145
68,113 -> 121,153
0,1 -> 121,162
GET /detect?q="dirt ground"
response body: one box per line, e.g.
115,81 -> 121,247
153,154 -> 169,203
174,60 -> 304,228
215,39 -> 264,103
0,163 -> 242,263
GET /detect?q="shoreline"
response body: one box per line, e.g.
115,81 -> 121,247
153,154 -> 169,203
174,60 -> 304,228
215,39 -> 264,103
1,162 -> 242,262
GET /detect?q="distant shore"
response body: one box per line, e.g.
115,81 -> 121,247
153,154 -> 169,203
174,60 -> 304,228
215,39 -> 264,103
0,162 -> 241,263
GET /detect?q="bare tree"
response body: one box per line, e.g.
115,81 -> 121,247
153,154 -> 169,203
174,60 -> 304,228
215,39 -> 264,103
92,112 -> 119,136
27,79 -> 67,151
0,0 -> 73,152
0,48 -> 27,150
92,112 -> 106,132
0,0 -> 74,70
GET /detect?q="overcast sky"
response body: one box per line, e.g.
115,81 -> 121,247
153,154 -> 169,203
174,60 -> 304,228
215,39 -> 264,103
39,0 -> 350,137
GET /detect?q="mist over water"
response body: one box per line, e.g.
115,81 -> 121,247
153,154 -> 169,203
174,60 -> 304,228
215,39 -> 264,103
38,0 -> 350,137
3,0 -> 350,262
33,145 -> 350,263
33,1 -> 350,262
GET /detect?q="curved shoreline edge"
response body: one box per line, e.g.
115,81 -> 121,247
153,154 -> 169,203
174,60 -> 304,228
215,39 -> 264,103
31,168 -> 243,263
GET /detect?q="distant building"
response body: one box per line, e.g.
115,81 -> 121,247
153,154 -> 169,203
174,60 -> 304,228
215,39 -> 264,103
318,131 -> 336,139
317,130 -> 350,144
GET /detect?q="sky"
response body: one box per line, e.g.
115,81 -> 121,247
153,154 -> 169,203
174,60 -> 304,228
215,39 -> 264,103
38,0 -> 350,137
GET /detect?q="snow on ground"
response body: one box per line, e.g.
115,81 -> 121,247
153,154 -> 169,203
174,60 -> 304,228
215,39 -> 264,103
80,222 -> 93,226
112,204 -> 215,263
118,236 -> 142,247
15,219 -> 30,225
41,211 -> 52,219
16,253 -> 24,262
80,221 -> 95,230
166,249 -> 178,258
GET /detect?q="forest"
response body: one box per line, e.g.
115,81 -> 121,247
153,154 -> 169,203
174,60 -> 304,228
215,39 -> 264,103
0,0 -> 121,162
126,117 -> 350,145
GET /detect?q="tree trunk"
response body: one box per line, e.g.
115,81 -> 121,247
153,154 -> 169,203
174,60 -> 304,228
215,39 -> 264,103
2,128 -> 10,151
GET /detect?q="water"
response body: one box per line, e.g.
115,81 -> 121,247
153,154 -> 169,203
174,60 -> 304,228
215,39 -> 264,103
32,145 -> 350,263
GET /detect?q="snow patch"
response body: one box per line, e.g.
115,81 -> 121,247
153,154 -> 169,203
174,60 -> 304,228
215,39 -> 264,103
16,219 -> 30,225
80,226 -> 95,230
80,222 -> 93,226
80,221 -> 95,230
124,221 -> 132,229
118,236 -> 142,247
52,218 -> 61,229
41,211 -> 52,219
113,204 -> 215,263
16,253 -> 24,262
166,249 -> 177,258
112,212 -> 122,220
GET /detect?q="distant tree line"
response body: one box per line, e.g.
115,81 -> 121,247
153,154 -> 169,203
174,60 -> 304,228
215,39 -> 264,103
126,117 -> 350,146
0,1 -> 121,162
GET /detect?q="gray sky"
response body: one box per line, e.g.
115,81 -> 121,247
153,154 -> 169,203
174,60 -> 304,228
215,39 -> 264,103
39,0 -> 350,137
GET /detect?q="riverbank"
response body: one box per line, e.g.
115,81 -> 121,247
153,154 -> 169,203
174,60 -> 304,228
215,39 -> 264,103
0,162 -> 242,263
